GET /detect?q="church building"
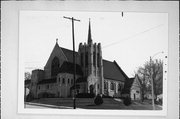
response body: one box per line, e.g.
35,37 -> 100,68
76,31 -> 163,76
30,20 -> 128,98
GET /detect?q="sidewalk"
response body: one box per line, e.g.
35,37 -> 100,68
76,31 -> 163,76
25,102 -> 77,109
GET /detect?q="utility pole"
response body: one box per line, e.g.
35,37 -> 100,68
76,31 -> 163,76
63,16 -> 80,109
24,82 -> 26,108
150,51 -> 164,110
150,56 -> 155,110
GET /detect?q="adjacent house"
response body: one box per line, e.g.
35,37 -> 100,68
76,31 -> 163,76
130,74 -> 142,100
121,74 -> 142,100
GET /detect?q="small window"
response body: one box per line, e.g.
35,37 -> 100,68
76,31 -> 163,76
59,78 -> 60,83
39,86 -> 40,90
98,84 -> 99,89
68,79 -> 70,84
62,78 -> 65,84
71,79 -> 73,84
47,85 -> 49,89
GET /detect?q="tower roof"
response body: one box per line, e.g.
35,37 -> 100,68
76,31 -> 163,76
88,19 -> 92,44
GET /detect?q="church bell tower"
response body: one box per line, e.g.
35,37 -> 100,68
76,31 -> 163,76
78,19 -> 104,95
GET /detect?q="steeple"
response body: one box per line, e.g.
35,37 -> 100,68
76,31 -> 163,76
88,18 -> 92,44
56,38 -> 58,44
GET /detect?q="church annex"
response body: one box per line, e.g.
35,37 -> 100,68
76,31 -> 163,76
30,20 -> 128,98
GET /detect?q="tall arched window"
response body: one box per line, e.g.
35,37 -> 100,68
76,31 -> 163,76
93,52 -> 96,67
110,82 -> 114,90
51,56 -> 60,77
97,53 -> 100,67
104,81 -> 108,89
81,53 -> 84,66
118,83 -> 121,91
85,52 -> 88,67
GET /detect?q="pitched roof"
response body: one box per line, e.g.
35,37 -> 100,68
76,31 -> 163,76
103,59 -> 127,82
61,47 -> 79,63
59,61 -> 83,75
131,74 -> 142,88
38,77 -> 57,85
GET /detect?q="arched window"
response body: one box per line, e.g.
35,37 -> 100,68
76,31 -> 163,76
104,81 -> 108,89
93,52 -> 96,66
85,52 -> 88,67
97,53 -> 100,67
51,56 -> 60,77
62,78 -> 65,84
68,79 -> 70,84
114,83 -> 116,91
71,79 -> 73,85
59,78 -> 61,83
118,83 -> 121,91
110,82 -> 114,90
81,53 -> 84,66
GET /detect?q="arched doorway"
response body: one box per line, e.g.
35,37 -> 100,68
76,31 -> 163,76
89,85 -> 94,95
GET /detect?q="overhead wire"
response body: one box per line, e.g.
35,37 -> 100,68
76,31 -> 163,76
102,24 -> 164,49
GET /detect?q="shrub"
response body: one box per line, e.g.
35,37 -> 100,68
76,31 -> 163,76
76,93 -> 95,98
94,94 -> 103,105
123,96 -> 131,106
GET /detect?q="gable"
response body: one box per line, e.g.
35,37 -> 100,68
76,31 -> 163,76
131,75 -> 141,89
44,43 -> 68,70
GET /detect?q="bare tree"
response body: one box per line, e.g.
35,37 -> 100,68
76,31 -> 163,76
137,59 -> 163,100
24,72 -> 31,80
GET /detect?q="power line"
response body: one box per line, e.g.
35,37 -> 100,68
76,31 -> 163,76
102,24 -> 164,49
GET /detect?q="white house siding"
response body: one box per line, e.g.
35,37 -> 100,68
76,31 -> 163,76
130,75 -> 142,100
131,88 -> 141,100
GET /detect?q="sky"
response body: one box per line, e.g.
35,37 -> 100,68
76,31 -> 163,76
20,11 -> 168,77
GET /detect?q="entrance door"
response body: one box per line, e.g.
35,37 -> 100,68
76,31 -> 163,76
134,94 -> 136,100
89,85 -> 94,94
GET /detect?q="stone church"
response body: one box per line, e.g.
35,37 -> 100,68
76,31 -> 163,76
30,20 -> 128,98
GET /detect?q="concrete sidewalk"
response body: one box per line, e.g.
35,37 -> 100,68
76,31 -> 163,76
25,102 -> 76,109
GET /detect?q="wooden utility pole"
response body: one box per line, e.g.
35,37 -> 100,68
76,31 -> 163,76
150,57 -> 155,110
63,16 -> 80,109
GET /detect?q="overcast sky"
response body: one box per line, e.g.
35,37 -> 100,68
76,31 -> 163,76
20,11 -> 168,77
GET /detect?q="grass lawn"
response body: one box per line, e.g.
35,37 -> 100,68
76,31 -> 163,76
28,98 -> 162,110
